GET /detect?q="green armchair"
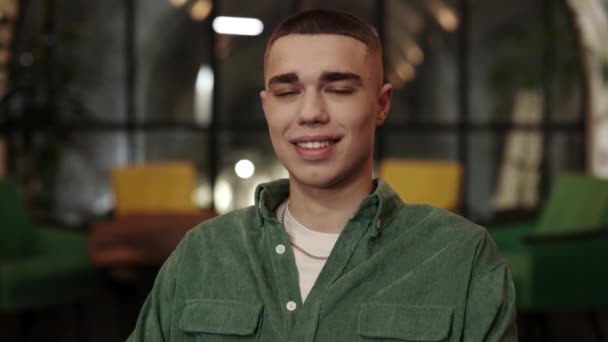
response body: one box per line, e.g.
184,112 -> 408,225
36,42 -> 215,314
0,178 -> 103,313
488,173 -> 608,310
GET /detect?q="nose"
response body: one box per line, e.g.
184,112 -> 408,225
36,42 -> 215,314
297,90 -> 329,125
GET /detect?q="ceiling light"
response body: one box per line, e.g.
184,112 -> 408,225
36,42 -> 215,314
426,0 -> 459,32
194,65 -> 214,126
213,16 -> 264,36
169,0 -> 188,8
406,45 -> 424,65
396,61 -> 416,82
235,159 -> 255,179
190,0 -> 212,21
213,178 -> 233,214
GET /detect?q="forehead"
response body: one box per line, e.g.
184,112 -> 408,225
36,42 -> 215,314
264,34 -> 374,81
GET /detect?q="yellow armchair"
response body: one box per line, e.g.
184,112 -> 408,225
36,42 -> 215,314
111,160 -> 199,215
377,159 -> 463,212
90,161 -> 216,267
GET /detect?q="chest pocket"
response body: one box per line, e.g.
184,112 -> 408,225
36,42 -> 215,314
357,303 -> 453,341
179,299 -> 263,341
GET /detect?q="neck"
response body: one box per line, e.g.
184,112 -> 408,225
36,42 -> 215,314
287,174 -> 375,234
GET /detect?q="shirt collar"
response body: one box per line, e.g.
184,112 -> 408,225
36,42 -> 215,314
254,178 -> 403,235
254,178 -> 289,226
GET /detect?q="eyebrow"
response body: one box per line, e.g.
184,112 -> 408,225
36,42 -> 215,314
319,71 -> 362,84
268,73 -> 298,87
267,71 -> 363,87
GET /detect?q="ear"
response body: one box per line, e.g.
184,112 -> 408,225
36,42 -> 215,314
375,83 -> 392,126
260,90 -> 268,115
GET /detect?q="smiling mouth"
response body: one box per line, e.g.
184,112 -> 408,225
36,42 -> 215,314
294,139 -> 340,149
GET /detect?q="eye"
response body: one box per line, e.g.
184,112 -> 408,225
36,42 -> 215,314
327,88 -> 354,95
274,89 -> 300,97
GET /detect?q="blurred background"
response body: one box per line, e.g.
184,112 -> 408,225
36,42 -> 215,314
0,0 -> 607,341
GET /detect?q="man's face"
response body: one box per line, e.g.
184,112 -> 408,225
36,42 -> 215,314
260,34 -> 392,190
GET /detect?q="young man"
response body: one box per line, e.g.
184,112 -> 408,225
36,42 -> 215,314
129,9 -> 517,341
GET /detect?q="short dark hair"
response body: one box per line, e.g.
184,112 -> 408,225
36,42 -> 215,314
264,9 -> 383,74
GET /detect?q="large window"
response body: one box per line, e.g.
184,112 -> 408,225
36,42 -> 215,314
1,0 -> 587,225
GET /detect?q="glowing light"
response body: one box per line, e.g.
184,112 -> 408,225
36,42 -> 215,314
396,61 -> 416,82
194,65 -> 214,126
169,0 -> 188,8
235,159 -> 255,179
426,0 -> 459,32
214,179 -> 233,214
92,192 -> 113,215
190,0 -> 212,21
213,16 -> 264,36
437,8 -> 459,32
406,45 -> 424,65
192,183 -> 212,208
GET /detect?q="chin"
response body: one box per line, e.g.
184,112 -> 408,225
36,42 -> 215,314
290,168 -> 361,191
287,169 -> 338,189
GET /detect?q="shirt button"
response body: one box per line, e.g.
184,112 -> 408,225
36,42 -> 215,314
286,301 -> 297,311
275,244 -> 286,254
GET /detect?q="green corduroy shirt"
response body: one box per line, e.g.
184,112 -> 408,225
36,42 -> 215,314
129,179 -> 518,341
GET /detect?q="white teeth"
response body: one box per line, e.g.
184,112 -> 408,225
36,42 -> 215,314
297,141 -> 333,149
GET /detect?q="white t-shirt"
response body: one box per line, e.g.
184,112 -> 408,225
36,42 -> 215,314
276,200 -> 340,302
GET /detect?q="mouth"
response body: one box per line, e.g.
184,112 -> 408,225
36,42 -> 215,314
295,140 -> 336,149
291,137 -> 341,150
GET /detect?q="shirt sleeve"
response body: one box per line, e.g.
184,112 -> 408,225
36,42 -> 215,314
463,232 -> 518,342
127,237 -> 185,342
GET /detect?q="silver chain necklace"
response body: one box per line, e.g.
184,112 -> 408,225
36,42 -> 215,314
281,201 -> 329,261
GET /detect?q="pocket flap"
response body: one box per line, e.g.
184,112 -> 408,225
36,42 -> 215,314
179,299 -> 263,335
357,303 -> 453,341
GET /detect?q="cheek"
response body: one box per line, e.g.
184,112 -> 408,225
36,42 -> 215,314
342,103 -> 378,132
265,112 -> 290,143
267,120 -> 283,140
348,110 -> 378,144
266,101 -> 301,133
266,122 -> 286,155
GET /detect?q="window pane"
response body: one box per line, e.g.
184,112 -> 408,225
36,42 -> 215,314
53,132 -> 129,224
140,130 -> 210,172
549,133 -> 585,181
470,0 -> 543,124
217,0 -> 292,126
56,0 -> 127,122
380,132 -> 458,160
137,1 -> 213,123
385,0 -> 460,124
215,130 -> 286,213
10,1 -> 127,123
468,133 -> 501,222
550,1 -> 584,123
